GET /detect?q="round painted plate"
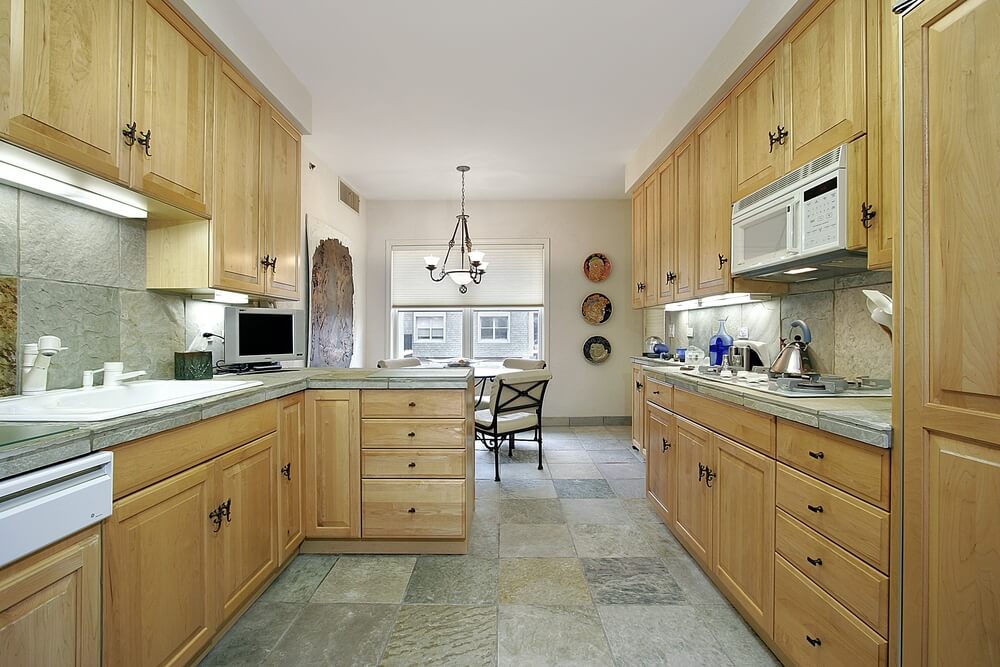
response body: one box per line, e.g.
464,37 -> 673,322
581,293 -> 613,324
583,253 -> 612,282
583,336 -> 612,364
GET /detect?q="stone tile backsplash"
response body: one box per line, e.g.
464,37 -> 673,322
0,185 -> 226,395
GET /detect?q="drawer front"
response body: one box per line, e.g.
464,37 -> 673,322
362,449 -> 465,479
776,510 -> 889,637
673,388 -> 775,455
776,465 -> 890,573
777,420 -> 890,509
361,419 -> 465,449
774,556 -> 888,667
362,390 -> 465,418
362,480 -> 465,538
644,376 -> 674,411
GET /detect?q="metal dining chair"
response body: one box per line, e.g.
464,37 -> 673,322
474,370 -> 552,481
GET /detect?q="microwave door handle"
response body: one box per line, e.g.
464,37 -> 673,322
786,202 -> 800,254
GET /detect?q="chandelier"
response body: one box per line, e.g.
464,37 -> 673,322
424,165 -> 487,293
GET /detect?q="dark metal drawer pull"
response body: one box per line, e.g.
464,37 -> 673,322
806,556 -> 823,566
807,504 -> 824,513
408,462 -> 416,468
281,463 -> 291,480
407,507 -> 416,513
408,401 -> 417,407
408,431 -> 416,437
808,450 -> 825,459
662,438 -> 671,452
806,635 -> 822,647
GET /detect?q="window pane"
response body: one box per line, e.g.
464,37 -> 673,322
395,310 -> 462,359
472,309 -> 540,361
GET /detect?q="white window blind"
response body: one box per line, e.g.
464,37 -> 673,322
391,243 -> 545,307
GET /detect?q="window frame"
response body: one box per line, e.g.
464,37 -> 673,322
413,311 -> 446,342
476,311 -> 511,343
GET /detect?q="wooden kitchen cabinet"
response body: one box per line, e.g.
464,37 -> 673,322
643,174 -> 660,307
262,105 -> 303,300
655,156 -> 676,303
131,0 -> 214,216
865,0 -> 898,270
304,390 -> 361,539
733,47 -> 784,200
645,401 -> 675,525
0,0 -> 132,183
277,393 -> 305,564
631,365 -> 645,457
673,416 -> 713,566
631,189 -> 646,309
672,135 -> 697,302
694,98 -> 734,297
0,526 -> 101,667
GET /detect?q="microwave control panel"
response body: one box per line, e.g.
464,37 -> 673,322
801,176 -> 840,251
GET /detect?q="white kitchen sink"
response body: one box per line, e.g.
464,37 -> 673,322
0,380 -> 263,422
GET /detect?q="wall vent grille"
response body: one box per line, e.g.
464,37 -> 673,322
339,180 -> 360,213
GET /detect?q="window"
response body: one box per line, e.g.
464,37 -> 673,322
477,312 -> 510,342
415,313 -> 445,341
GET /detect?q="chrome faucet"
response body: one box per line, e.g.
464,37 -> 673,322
83,362 -> 147,388
21,336 -> 68,395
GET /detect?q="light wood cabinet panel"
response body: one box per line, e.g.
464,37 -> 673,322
645,402 -> 675,525
131,0 -> 213,216
103,463 -> 219,667
712,435 -> 775,635
362,480 -> 466,539
631,188 -> 645,308
733,47 -> 784,199
865,0 -> 897,270
0,0 -> 132,183
362,449 -> 466,479
631,365 -> 645,456
782,0 -> 867,170
0,526 -> 100,667
643,174 -> 660,307
656,156 -> 676,302
304,390 -> 360,539
694,99 -> 734,297
673,388 -> 775,456
361,419 -> 465,449
277,394 -> 305,564
218,435 -> 277,623
673,416 -> 713,566
361,389 -> 465,419
262,106 -> 302,299
644,376 -> 673,411
210,59 -> 264,294
672,135 -> 697,301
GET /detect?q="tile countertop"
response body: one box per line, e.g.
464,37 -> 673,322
630,356 -> 892,449
0,368 -> 474,481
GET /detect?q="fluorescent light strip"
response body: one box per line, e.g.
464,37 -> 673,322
663,293 -> 770,312
0,161 -> 147,218
783,266 -> 818,275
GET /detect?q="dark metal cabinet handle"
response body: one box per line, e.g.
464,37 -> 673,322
408,401 -> 417,407
270,256 -> 278,272
768,124 -> 789,152
122,121 -> 137,146
281,463 -> 291,480
652,390 -> 660,395
407,507 -> 416,513
698,463 -> 706,482
407,431 -> 416,438
635,381 -> 643,392
209,505 -> 224,532
806,635 -> 822,647
808,451 -> 825,460
718,253 -> 729,271
221,498 -> 232,523
665,271 -> 676,284
861,202 -> 877,229
408,462 -> 416,468
261,254 -> 272,268
768,130 -> 779,152
137,129 -> 152,156
806,556 -> 823,566
662,438 -> 671,452
704,466 -> 717,487
807,504 -> 824,513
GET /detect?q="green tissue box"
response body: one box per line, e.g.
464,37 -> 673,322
174,351 -> 213,380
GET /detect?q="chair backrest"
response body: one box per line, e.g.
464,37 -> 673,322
489,370 -> 552,415
502,358 -> 547,370
377,357 -> 421,369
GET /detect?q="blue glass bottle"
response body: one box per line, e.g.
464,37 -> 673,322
709,319 -> 734,366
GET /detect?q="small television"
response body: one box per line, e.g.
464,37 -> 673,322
223,307 -> 305,367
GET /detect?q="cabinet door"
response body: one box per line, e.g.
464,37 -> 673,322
0,526 -> 100,667
645,403 -> 675,525
782,0 -> 867,170
712,435 -> 775,634
694,99 -> 733,297
0,0 -> 131,183
218,434 -> 278,623
866,0 -> 898,270
673,416 -> 713,566
211,60 -> 264,294
656,156 -> 676,302
733,47 -> 784,199
673,135 -> 697,301
131,0 -> 214,216
631,189 -> 646,309
643,175 -> 660,307
304,390 -> 361,538
631,366 -> 645,456
277,393 -> 305,564
263,106 -> 302,299
103,463 -> 218,667
901,0 -> 1000,663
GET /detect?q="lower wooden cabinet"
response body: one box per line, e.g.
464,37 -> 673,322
361,480 -> 466,539
277,394 -> 305,564
631,365 -> 645,456
644,401 -> 675,525
673,416 -> 714,565
304,390 -> 361,539
0,526 -> 101,667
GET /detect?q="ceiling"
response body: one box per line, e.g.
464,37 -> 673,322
234,0 -> 750,200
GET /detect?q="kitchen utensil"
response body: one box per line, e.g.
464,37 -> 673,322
728,340 -> 770,372
643,336 -> 664,355
862,289 -> 893,339
769,319 -> 814,377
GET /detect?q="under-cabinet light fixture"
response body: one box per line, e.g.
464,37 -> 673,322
783,267 -> 818,275
0,158 -> 147,219
192,290 -> 250,305
663,293 -> 771,312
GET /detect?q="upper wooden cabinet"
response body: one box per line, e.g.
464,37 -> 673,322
694,98 -> 733,298
630,189 -> 646,309
672,135 -> 697,302
655,156 -> 676,303
0,0 -> 132,183
131,0 -> 214,216
733,48 -> 784,200
642,175 -> 660,308
263,106 -> 303,300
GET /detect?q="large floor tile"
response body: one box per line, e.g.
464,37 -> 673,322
381,605 -> 497,667
499,462 -> 551,480
540,439 -> 585,450
264,603 -> 398,666
552,478 -> 617,499
588,449 -> 642,464
499,479 -> 558,499
596,462 -> 646,479
559,498 -> 631,525
473,498 -> 499,523
582,557 -> 685,604
403,556 -> 498,604
598,604 -> 735,666
500,524 -> 576,557
259,555 -> 338,603
543,449 -> 593,463
498,604 -> 614,666
636,522 -> 690,560
498,558 -> 591,605
547,463 -> 603,479
311,556 -> 415,604
475,480 -> 501,499
667,555 -> 729,605
580,440 -> 632,451
570,524 -> 658,558
500,498 -> 564,524
469,524 -> 500,558
622,498 -> 665,523
696,604 -> 781,666
608,477 -> 647,499
200,601 -> 302,666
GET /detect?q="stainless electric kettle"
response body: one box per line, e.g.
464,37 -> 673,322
769,319 -> 813,377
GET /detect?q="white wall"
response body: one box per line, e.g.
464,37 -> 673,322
365,200 -> 641,419
300,141 -> 368,367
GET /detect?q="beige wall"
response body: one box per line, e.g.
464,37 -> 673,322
365,200 -> 641,419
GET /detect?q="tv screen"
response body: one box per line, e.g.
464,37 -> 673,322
238,312 -> 294,356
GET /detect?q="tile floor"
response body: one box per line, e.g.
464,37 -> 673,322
200,425 -> 780,666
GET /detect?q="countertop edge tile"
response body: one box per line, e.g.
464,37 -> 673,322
0,435 -> 92,480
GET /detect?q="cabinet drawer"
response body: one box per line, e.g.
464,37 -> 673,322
361,390 -> 465,418
777,420 -> 890,509
362,419 -> 465,449
776,465 -> 890,573
362,449 -> 465,479
362,480 -> 466,538
776,509 -> 889,637
673,388 -> 775,455
644,376 -> 673,411
775,556 -> 887,667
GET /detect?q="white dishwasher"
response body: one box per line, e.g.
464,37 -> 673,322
0,451 -> 113,568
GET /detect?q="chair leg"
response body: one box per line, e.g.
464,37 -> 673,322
536,427 -> 543,470
493,436 -> 500,482
508,433 -> 514,457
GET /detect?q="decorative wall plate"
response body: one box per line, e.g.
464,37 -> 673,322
581,293 -> 613,324
583,253 -> 612,282
583,336 -> 612,364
